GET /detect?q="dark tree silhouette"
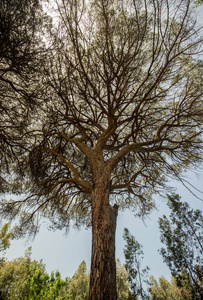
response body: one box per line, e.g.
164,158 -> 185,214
0,0 -> 50,192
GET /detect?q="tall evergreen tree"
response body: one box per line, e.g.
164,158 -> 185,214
116,259 -> 130,300
159,194 -> 203,298
65,261 -> 89,300
1,0 -> 203,298
123,228 -> 149,299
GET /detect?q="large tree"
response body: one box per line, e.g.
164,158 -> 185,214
1,0 -> 203,298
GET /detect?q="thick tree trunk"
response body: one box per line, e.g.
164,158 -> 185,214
89,176 -> 118,300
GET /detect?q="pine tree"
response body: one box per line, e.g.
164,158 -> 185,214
1,1 -> 203,298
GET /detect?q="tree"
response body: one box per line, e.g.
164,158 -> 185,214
0,247 -> 68,300
65,260 -> 89,300
0,224 -> 12,257
149,274 -> 195,300
0,247 -> 40,299
0,0 -> 47,74
58,259 -> 131,300
28,269 -> 67,300
1,0 -> 203,298
123,228 -> 149,299
0,224 -> 13,300
0,0 -> 50,193
116,259 -> 131,300
159,194 -> 203,298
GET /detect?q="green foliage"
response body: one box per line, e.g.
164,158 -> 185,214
193,0 -> 203,6
159,194 -> 203,298
0,224 -> 12,254
0,247 -> 68,300
149,272 -> 196,300
150,276 -> 176,300
116,259 -> 131,300
56,260 -> 132,300
27,269 -> 67,300
123,228 -> 150,299
0,223 -> 13,269
65,261 -> 89,300
0,247 -> 41,299
0,0 -> 48,73
0,239 -> 133,300
63,259 -> 132,299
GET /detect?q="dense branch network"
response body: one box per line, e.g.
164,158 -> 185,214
0,0 -> 51,193
1,0 -> 203,234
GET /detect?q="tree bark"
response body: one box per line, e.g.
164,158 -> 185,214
89,175 -> 118,300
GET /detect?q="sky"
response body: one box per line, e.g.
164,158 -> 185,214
4,169 -> 203,282
2,0 -> 203,286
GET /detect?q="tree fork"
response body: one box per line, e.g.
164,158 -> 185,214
89,177 -> 118,300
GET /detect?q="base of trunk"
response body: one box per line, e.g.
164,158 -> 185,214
89,203 -> 118,300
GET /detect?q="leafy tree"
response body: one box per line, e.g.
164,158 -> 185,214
1,0 -> 203,298
0,247 -> 68,300
123,228 -> 149,299
0,254 -> 132,300
0,224 -> 12,257
0,247 -> 40,299
28,269 -> 67,300
47,271 -> 69,300
116,259 -> 130,300
159,194 -> 203,298
149,274 -> 195,300
28,268 -> 50,299
0,224 -> 13,300
65,260 -> 89,300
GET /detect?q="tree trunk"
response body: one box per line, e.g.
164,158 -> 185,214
89,175 -> 118,300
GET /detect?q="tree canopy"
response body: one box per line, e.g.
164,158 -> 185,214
1,0 -> 202,234
0,0 -> 50,193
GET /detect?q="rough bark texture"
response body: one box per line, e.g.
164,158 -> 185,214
89,175 -> 118,300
